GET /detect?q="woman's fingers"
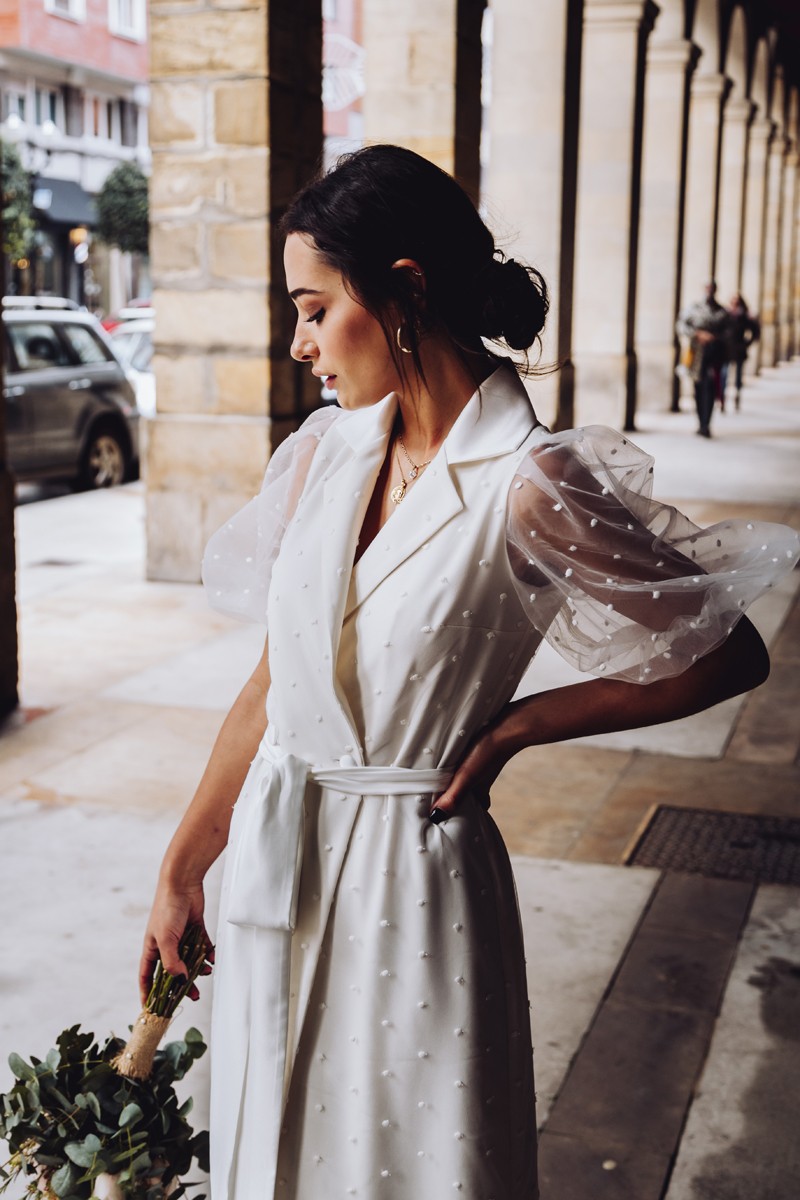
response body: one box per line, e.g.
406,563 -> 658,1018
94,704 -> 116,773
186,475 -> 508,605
430,729 -> 507,819
138,887 -> 207,1005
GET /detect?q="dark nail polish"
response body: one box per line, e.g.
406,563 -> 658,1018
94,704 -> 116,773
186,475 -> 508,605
429,808 -> 448,825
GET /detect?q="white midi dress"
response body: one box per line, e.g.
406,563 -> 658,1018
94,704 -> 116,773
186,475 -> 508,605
202,367 -> 799,1200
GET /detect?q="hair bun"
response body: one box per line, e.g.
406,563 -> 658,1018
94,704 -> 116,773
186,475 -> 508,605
478,256 -> 549,351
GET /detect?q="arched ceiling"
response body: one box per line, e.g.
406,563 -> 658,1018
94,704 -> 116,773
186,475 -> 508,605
752,1 -> 800,89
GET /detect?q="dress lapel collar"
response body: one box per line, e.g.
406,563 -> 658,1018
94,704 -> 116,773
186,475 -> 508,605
319,392 -> 397,668
342,366 -> 538,616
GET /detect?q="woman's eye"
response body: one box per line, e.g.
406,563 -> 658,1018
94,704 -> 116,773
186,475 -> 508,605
307,309 -> 325,324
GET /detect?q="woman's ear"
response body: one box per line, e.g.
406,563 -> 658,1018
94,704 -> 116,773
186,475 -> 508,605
391,258 -> 426,299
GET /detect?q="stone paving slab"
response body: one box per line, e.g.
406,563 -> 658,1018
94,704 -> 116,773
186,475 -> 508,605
664,885 -> 800,1200
539,874 -> 755,1200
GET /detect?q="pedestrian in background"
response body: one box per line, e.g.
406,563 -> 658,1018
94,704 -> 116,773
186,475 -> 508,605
723,293 -> 760,411
676,281 -> 732,437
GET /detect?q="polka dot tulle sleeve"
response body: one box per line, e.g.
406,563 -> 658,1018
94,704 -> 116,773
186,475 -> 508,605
202,407 -> 342,624
506,426 -> 800,683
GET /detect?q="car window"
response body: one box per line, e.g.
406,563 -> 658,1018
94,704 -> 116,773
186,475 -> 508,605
130,334 -> 153,373
60,323 -> 114,365
6,321 -> 72,371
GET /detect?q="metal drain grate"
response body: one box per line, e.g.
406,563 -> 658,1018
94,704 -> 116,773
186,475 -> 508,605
625,806 -> 800,885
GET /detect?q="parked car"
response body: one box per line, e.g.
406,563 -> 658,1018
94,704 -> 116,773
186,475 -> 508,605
2,300 -> 140,489
109,317 -> 155,418
101,298 -> 155,333
2,295 -> 82,312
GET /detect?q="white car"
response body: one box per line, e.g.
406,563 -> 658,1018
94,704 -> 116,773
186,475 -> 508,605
109,317 -> 156,418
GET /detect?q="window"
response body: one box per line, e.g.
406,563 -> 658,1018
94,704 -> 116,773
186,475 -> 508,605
44,0 -> 87,22
61,324 -> 113,365
35,86 -> 60,128
2,87 -> 27,124
86,94 -> 115,140
7,323 -> 71,371
108,0 -> 146,41
106,99 -> 119,142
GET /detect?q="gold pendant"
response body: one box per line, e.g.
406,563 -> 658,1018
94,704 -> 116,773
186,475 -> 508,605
390,481 -> 407,504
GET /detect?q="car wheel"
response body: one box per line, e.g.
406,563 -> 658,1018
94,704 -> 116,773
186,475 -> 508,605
79,424 -> 129,489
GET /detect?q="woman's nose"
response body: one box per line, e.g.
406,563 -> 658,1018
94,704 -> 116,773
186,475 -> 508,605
290,335 -> 318,362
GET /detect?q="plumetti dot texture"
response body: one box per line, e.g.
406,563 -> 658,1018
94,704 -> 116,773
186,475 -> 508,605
204,372 -> 799,1199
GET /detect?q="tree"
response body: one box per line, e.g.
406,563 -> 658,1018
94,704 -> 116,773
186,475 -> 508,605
95,160 -> 149,255
1,139 -> 35,263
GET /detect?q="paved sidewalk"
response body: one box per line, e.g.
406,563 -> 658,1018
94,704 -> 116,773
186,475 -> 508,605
1,363 -> 799,1198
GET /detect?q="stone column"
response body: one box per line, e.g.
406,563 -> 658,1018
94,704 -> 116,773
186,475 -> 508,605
146,0 -> 323,582
362,0 -> 484,201
482,0 -> 579,428
635,35 -> 699,412
777,146 -> 798,360
794,166 -> 800,355
572,0 -> 658,429
759,132 -> 786,368
0,335 -> 19,717
679,71 -> 730,308
739,115 -> 772,376
714,97 -> 755,303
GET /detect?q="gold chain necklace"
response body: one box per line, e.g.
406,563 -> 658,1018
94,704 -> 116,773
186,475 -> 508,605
390,435 -> 433,505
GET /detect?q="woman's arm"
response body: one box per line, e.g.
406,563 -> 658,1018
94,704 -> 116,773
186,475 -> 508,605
433,616 -> 768,816
138,637 -> 271,1003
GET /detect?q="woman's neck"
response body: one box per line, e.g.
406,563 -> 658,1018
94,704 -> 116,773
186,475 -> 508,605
394,340 -> 496,459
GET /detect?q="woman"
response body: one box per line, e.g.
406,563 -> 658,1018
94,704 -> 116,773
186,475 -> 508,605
140,146 -> 798,1200
723,292 -> 760,410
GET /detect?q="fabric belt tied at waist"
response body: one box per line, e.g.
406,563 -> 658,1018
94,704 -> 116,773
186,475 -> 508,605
226,739 -> 453,932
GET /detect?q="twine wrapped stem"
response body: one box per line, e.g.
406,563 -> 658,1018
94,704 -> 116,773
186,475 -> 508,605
112,1012 -> 172,1080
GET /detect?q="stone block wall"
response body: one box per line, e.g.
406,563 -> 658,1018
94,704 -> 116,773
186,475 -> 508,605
147,0 -> 322,583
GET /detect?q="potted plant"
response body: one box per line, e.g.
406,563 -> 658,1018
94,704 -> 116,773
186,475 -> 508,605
0,928 -> 210,1199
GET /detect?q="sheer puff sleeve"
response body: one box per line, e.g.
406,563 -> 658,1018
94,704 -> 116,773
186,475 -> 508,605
202,406 -> 342,625
506,426 -> 800,683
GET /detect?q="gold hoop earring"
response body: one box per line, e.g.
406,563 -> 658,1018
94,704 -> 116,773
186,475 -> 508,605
395,325 -> 413,355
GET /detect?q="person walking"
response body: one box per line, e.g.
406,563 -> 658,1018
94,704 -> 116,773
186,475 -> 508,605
140,146 -> 799,1200
723,292 -> 760,410
676,281 -> 732,436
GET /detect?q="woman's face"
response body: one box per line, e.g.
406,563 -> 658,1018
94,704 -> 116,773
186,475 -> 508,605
284,232 -> 401,410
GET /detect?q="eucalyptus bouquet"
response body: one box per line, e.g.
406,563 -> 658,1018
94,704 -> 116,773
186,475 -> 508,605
0,927 -> 211,1200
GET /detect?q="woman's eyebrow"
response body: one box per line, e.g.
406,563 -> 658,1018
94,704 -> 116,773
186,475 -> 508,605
289,287 -> 323,301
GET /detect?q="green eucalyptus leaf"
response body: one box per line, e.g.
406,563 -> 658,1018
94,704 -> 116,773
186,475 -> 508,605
46,1047 -> 61,1071
65,1142 -> 98,1168
129,1148 -> 153,1173
41,1080 -> 75,1112
32,1151 -> 65,1168
8,1053 -> 35,1081
119,1102 -> 143,1128
83,1091 -> 102,1119
50,1162 -> 78,1196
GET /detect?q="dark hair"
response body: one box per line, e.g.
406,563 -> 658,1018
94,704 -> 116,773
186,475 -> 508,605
280,144 -> 549,379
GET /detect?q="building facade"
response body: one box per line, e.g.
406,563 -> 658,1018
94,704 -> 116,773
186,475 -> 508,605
0,0 -> 150,309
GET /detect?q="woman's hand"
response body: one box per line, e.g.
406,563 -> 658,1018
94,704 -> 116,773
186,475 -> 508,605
431,725 -> 509,820
138,875 -> 213,1006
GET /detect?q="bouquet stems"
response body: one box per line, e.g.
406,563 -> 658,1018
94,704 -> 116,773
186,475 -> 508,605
112,925 -> 210,1080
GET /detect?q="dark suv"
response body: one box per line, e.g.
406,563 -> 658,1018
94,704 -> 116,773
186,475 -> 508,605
2,299 -> 140,489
